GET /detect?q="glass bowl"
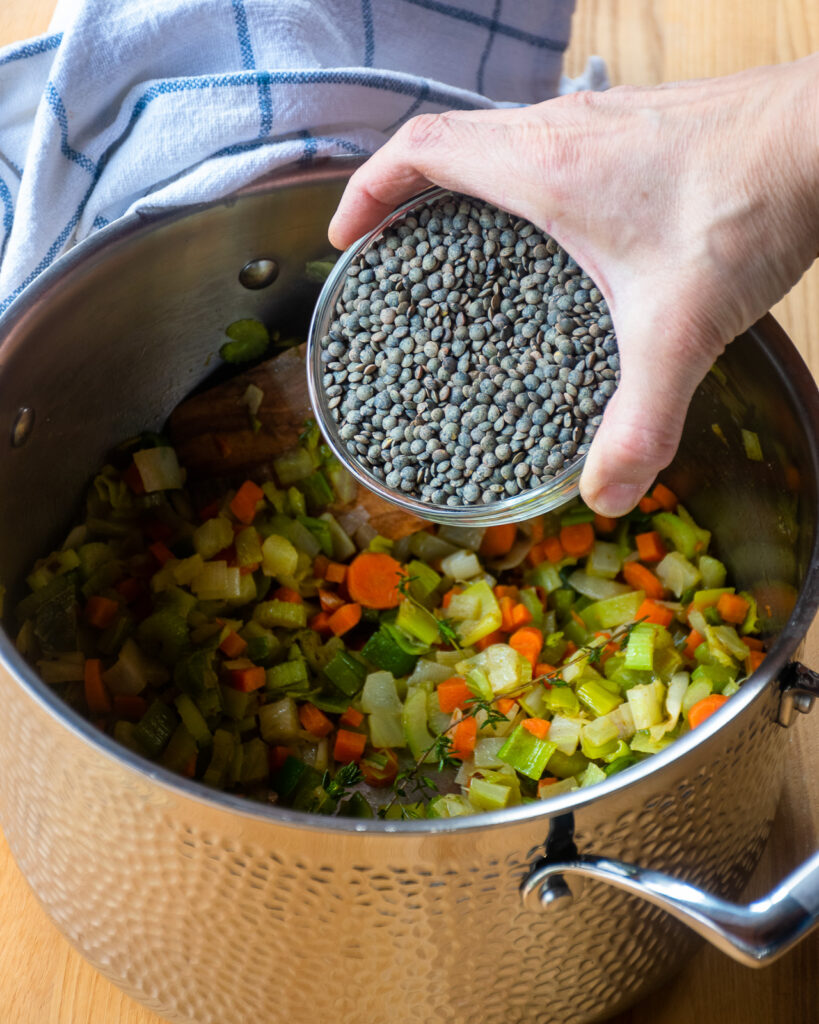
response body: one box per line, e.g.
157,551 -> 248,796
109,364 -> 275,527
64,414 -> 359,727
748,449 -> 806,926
306,187 -> 590,527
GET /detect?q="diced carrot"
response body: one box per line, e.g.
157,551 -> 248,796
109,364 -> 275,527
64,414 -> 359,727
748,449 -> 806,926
716,592 -> 750,625
298,703 -> 334,738
214,436 -> 233,458
687,694 -> 729,729
122,461 -> 145,495
451,716 -> 478,758
313,554 -> 330,579
560,522 -> 595,558
437,677 -> 472,713
219,630 -> 248,658
535,663 -> 557,679
308,610 -> 333,635
652,483 -> 678,511
346,551 -> 403,609
229,665 -> 266,692
635,598 -> 674,628
496,697 -> 518,715
638,495 -> 661,514
529,519 -> 545,544
622,562 -> 665,600
84,659 -> 111,714
509,626 -> 544,669
510,603 -> 533,629
475,629 -> 505,651
526,540 -> 548,566
318,588 -> 346,612
328,602 -> 362,637
149,541 -> 175,567
521,717 -> 551,740
479,523 -> 518,558
269,745 -> 292,771
339,706 -> 365,729
683,630 -> 704,660
239,562 -> 260,576
746,650 -> 766,674
635,531 -> 667,563
784,465 -> 801,492
180,754 -> 198,778
229,479 -> 265,525
274,586 -> 303,604
441,586 -> 462,610
499,596 -> 516,633
543,536 -> 565,563
325,561 -> 348,584
85,595 -> 120,630
493,585 -> 519,601
743,636 -> 765,651
114,577 -> 145,604
537,777 -> 559,797
564,641 -> 578,657
333,729 -> 367,763
360,748 -> 399,786
593,513 -> 618,535
112,694 -> 148,721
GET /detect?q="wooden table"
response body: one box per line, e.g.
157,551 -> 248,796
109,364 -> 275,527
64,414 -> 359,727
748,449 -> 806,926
1,3 -> 817,1022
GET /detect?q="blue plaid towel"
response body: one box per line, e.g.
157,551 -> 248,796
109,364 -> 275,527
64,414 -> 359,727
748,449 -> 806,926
0,0 -> 606,315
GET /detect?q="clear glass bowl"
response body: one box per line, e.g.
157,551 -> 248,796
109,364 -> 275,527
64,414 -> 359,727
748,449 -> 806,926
306,187 -> 587,526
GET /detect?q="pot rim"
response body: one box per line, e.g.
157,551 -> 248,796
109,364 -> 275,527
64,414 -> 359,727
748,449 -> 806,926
1,161 -> 817,836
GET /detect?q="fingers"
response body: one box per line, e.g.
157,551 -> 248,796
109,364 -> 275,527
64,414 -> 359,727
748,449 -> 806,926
328,108 -> 535,249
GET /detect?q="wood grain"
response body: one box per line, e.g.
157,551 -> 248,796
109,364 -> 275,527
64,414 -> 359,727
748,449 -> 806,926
1,3 -> 817,1023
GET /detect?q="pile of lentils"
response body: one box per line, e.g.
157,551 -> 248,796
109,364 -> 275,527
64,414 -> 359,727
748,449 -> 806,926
319,192 -> 619,507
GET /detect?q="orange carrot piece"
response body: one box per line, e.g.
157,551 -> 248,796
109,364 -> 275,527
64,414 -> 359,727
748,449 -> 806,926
230,479 -> 265,525
635,598 -> 674,628
219,630 -> 248,658
308,610 -> 333,635
475,629 -> 505,651
716,592 -> 750,625
451,716 -> 478,758
638,495 -> 661,514
498,595 -> 517,633
687,694 -> 729,729
360,748 -> 400,786
333,729 -> 367,763
229,665 -> 266,692
313,554 -> 330,579
273,586 -> 303,604
746,650 -> 766,674
683,629 -> 704,660
529,519 -> 545,544
85,595 -> 120,630
784,465 -> 801,492
742,635 -> 765,651
521,717 -> 551,740
318,588 -> 346,612
526,540 -> 548,566
510,602 -> 533,630
339,706 -> 365,729
652,483 -> 678,511
559,522 -> 595,558
493,585 -> 519,601
479,523 -> 517,558
328,602 -> 362,637
269,745 -> 292,771
298,702 -> 334,738
149,541 -> 175,567
325,561 -> 348,584
593,513 -> 618,535
496,697 -> 518,715
543,536 -> 565,563
622,561 -> 665,600
509,626 -> 544,668
437,677 -> 472,713
346,551 -> 403,609
112,694 -> 148,721
84,659 -> 111,714
535,663 -> 558,678
635,531 -> 667,563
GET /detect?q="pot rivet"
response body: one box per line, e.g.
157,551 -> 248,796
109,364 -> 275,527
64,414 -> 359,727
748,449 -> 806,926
238,259 -> 279,289
10,407 -> 34,448
540,884 -> 574,909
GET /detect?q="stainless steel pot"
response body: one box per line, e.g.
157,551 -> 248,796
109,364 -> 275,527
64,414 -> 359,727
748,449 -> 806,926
0,161 -> 817,1024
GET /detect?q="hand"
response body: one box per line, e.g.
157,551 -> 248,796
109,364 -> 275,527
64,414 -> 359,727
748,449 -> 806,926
329,55 -> 819,515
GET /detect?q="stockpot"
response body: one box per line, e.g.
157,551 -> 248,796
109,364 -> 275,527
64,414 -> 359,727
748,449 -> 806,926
0,161 -> 817,1024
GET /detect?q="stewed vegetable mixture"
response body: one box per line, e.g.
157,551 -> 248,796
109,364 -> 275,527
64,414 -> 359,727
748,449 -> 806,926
13,427 -> 765,818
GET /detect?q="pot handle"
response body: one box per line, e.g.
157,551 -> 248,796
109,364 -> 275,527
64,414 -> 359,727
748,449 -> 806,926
520,850 -> 819,967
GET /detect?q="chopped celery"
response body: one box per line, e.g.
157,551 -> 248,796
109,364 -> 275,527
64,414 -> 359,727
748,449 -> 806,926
576,677 -> 623,717
546,748 -> 589,779
203,729 -> 235,787
545,685 -> 580,716
698,555 -> 727,590
652,512 -> 698,560
448,580 -> 502,647
408,531 -> 458,564
338,792 -> 375,819
518,587 -> 543,627
324,650 -> 367,696
368,710 -> 406,749
498,724 -> 557,781
191,561 -> 242,601
402,687 -> 435,761
259,697 -> 300,742
361,671 -> 402,712
626,681 -> 666,730
133,446 -> 184,492
240,738 -> 269,784
266,659 -> 309,692
134,700 -> 178,757
586,541 -> 622,579
656,551 -> 702,598
273,447 -> 314,485
361,624 -> 420,677
161,724 -> 198,773
407,658 -> 452,687
244,633 -> 280,665
137,610 -> 189,666
580,590 -> 645,631
624,623 -> 655,671
78,541 -> 114,578
396,600 -> 440,646
518,683 -> 549,718
437,525 -> 487,549
742,428 -> 763,462
253,599 -> 307,630
405,560 -> 442,605
468,777 -> 518,811
220,684 -> 252,721
193,517 -> 234,560
683,678 -> 716,716
457,643 -> 531,695
318,513 -> 357,561
567,570 -> 631,601
705,624 -> 750,662
739,591 -> 760,635
440,549 -> 482,580
298,515 -> 334,556
301,471 -> 334,511
538,777 -> 580,799
526,563 -> 563,593
234,527 -> 263,568
548,715 -> 583,755
473,737 -> 508,767
427,794 -> 471,817
578,762 -> 607,788
263,513 -> 321,558
559,506 -> 596,526
630,730 -> 675,755
261,533 -> 298,578
174,694 -> 213,748
721,679 -> 741,697
580,717 -> 620,759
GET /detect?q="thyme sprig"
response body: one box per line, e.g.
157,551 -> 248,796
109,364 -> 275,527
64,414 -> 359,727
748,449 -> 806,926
323,762 -> 364,801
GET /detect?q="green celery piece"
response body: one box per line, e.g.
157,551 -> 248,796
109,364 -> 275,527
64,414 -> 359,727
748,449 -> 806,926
550,588 -> 576,619
274,756 -> 312,800
630,730 -> 674,755
338,792 -> 375,819
220,319 -> 269,364
526,564 -> 563,593
518,587 -> 544,627
154,585 -> 198,619
468,777 -> 518,811
541,632 -> 569,665
240,738 -> 269,784
287,487 -> 307,518
601,739 -> 632,764
235,526 -> 263,567
26,564 -> 54,592
297,515 -> 334,556
402,687 -> 436,761
721,680 -> 741,697
383,802 -> 426,820
27,575 -> 78,654
426,794 -> 471,818
324,650 -> 367,696
138,610 -> 189,666
652,512 -> 698,560
604,753 -> 640,776
174,649 -> 219,701
607,664 -> 654,692
134,700 -> 179,758
580,720 -> 620,760
97,614 -> 134,656
578,762 -> 607,788
361,624 -> 420,677
450,580 -> 502,647
229,742 -> 244,785
174,694 -> 213,748
580,590 -> 645,631
368,710 -> 407,749
266,659 -> 310,693
160,724 -> 199,773
560,506 -> 596,526
741,428 -> 763,462
405,559 -> 442,605
273,449 -> 317,486
77,541 -> 114,579
253,599 -> 307,629
576,677 -> 623,717
80,560 -> 124,599
692,662 -> 737,690
292,777 -> 336,814
545,685 -> 580,716
194,685 -> 224,722
396,600 -> 441,646
245,634 -> 281,665
563,618 -> 588,648
624,623 -> 655,671
547,748 -> 590,779
310,691 -> 355,715
698,555 -> 727,590
300,471 -> 335,511
739,591 -> 760,635
220,684 -> 253,721
202,728 -> 236,787
691,587 -> 734,610
498,724 -> 557,781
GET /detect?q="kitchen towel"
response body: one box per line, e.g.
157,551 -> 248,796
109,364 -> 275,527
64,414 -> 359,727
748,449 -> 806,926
0,0 -> 607,315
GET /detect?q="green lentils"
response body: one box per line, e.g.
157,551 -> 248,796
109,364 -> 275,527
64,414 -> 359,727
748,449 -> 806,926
320,193 -> 619,507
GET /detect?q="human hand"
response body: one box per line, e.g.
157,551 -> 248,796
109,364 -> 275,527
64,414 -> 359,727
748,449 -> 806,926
329,55 -> 819,515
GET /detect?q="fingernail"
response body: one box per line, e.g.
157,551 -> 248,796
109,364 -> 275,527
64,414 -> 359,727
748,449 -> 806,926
590,483 -> 644,517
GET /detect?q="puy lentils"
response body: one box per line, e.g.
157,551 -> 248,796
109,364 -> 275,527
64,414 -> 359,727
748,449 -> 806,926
320,193 -> 619,507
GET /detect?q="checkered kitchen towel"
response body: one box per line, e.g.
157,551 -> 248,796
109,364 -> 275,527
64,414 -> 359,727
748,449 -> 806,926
0,0 -> 606,315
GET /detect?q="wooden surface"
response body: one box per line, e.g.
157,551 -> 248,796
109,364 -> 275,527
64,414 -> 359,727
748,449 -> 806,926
1,3 -> 817,1023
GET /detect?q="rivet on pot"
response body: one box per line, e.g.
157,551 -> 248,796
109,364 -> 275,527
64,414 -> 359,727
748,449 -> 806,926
238,258 -> 279,289
10,407 -> 34,448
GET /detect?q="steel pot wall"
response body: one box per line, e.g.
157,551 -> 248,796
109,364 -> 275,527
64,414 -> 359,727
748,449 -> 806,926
0,162 -> 816,1024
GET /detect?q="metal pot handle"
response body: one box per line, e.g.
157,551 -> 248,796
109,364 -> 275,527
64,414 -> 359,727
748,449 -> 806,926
520,851 -> 819,967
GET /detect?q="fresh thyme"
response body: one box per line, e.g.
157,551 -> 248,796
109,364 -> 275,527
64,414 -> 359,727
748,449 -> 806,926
323,762 -> 364,801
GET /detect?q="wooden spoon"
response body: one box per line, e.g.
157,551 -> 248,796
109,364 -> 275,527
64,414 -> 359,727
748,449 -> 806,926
168,343 -> 423,539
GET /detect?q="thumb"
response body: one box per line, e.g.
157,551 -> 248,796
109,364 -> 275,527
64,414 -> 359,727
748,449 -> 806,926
579,315 -> 719,516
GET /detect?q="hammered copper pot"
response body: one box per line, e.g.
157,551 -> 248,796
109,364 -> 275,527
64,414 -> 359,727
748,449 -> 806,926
0,162 -> 817,1024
